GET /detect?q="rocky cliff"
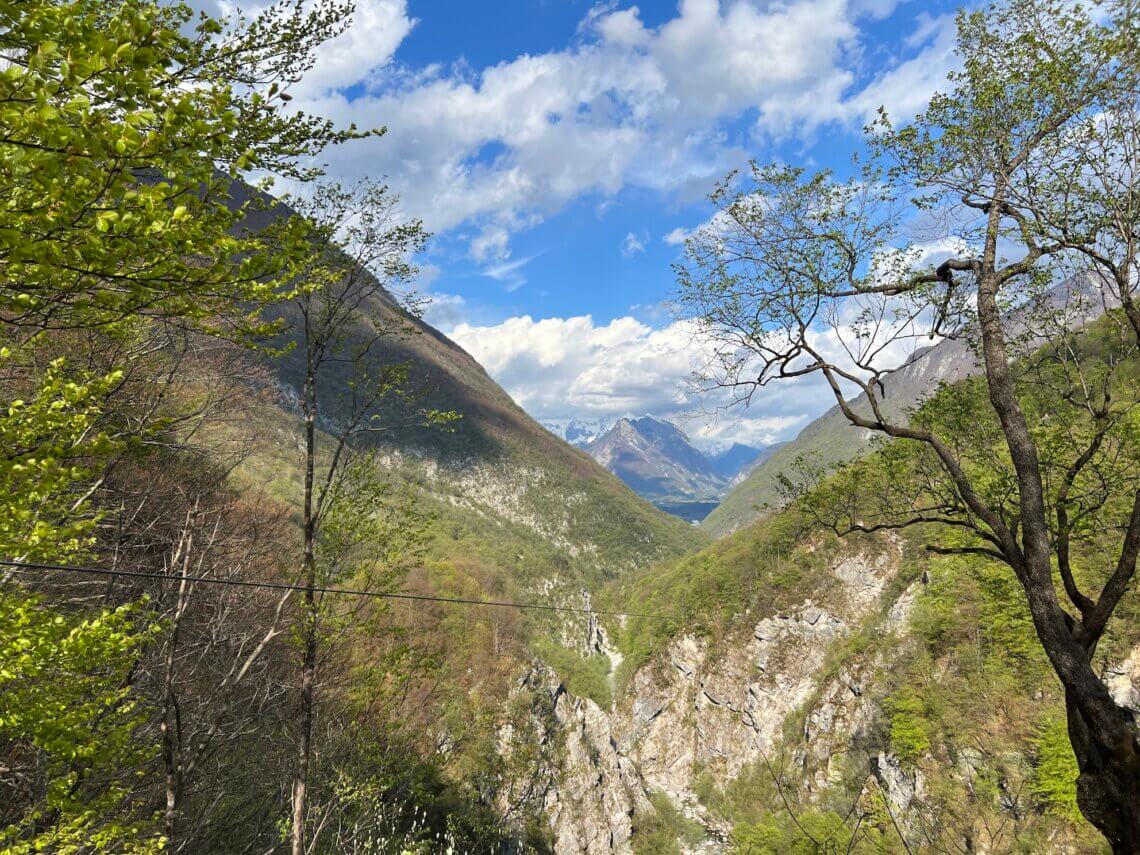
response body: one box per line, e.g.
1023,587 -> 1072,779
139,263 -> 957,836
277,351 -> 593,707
515,531 -> 1140,853
503,537 -> 910,852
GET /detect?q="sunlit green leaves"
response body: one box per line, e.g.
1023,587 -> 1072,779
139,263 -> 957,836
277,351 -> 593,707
0,591 -> 162,854
0,350 -> 121,563
0,0 -> 363,342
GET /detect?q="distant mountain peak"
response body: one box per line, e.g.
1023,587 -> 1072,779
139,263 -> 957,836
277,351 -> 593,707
542,417 -> 612,449
580,415 -> 765,522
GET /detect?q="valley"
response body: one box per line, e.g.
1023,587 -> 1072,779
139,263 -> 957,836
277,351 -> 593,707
225,288 -> 1139,854
4,1 -> 1140,853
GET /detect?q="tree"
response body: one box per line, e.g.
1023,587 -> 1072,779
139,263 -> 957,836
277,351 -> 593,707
88,354 -> 301,852
0,0 -> 372,849
0,355 -> 121,565
277,179 -> 449,855
676,0 -> 1140,848
0,0 -> 370,567
0,0 -> 367,340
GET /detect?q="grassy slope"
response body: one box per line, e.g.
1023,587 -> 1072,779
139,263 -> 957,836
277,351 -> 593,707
701,346 -> 958,538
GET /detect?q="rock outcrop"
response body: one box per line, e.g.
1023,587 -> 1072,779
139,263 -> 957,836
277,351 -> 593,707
524,544 -> 915,853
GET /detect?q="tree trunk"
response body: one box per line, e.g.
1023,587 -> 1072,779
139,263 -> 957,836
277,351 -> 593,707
291,379 -> 319,855
290,598 -> 317,855
972,197 -> 1140,848
1068,694 -> 1140,853
161,637 -> 180,849
162,520 -> 194,851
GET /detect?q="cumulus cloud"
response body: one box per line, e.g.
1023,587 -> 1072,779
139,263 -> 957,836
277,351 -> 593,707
470,224 -> 511,263
420,291 -> 467,329
264,0 -> 960,262
448,314 -> 841,447
293,0 -> 415,97
847,13 -> 959,126
446,294 -> 953,448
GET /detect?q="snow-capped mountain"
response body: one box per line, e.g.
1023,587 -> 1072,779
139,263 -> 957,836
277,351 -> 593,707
541,418 -> 612,449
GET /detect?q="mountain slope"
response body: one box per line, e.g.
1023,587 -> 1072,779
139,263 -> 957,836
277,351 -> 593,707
712,440 -> 780,482
709,442 -> 760,480
571,510 -> 1137,852
246,192 -> 705,579
546,320 -> 1140,851
543,418 -> 612,449
585,416 -> 764,522
224,293 -> 709,849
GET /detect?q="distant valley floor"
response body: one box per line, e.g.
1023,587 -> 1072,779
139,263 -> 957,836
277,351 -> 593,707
651,499 -> 720,523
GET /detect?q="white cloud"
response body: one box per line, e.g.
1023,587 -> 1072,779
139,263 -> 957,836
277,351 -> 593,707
277,0 -> 958,260
409,263 -> 465,328
470,224 -> 511,263
621,231 -> 647,257
296,0 -> 416,97
849,13 -> 959,126
662,204 -> 753,255
480,254 -> 535,292
593,6 -> 650,46
447,314 -> 844,446
420,291 -> 467,329
207,0 -> 416,97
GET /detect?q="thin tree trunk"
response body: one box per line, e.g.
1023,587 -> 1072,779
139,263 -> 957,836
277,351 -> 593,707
291,377 -> 318,855
161,631 -> 181,848
162,514 -> 194,851
290,599 -> 317,855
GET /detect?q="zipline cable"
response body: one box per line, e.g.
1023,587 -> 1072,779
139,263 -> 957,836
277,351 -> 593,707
0,559 -> 669,622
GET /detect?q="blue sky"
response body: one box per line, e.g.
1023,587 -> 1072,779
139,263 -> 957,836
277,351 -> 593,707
212,0 -> 965,447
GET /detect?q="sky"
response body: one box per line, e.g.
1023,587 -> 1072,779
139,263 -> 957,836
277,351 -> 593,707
210,0 -> 966,448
